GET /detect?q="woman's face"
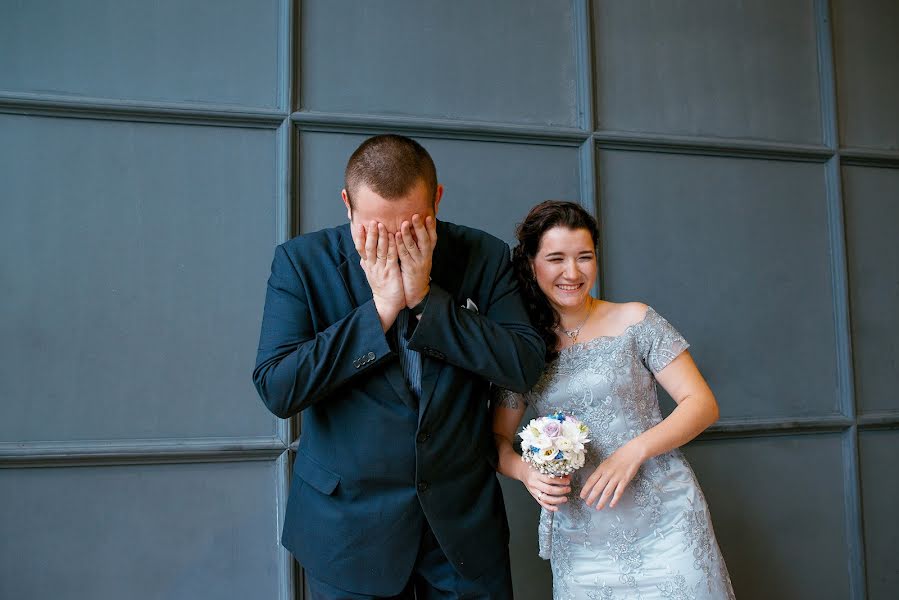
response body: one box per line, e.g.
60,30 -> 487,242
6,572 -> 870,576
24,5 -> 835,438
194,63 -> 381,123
531,226 -> 597,312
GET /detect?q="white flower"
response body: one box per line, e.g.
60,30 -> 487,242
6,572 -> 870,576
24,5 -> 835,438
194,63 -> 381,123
521,421 -> 553,449
529,446 -> 554,464
555,437 -> 573,452
539,447 -> 557,461
561,420 -> 587,443
518,428 -> 536,448
570,452 -> 585,470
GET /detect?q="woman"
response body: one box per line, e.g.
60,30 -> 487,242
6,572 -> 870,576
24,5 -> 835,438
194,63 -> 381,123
493,201 -> 735,599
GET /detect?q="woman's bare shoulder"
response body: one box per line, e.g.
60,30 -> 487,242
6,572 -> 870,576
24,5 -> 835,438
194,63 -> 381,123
607,301 -> 649,325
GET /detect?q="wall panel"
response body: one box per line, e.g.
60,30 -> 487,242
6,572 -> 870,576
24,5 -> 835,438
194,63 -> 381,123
598,149 -> 837,421
843,165 -> 899,416
684,434 -> 850,600
859,430 -> 899,599
0,115 -> 279,443
0,0 -> 282,109
0,460 -> 283,600
300,0 -> 579,127
833,0 -> 899,150
593,0 -> 822,143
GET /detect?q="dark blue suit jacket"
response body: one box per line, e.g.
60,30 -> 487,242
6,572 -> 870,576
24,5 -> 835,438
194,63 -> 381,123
253,221 -> 545,596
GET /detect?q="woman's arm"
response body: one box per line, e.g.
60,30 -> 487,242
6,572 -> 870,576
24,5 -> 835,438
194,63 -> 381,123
633,349 -> 719,456
580,350 -> 719,509
492,393 -> 571,512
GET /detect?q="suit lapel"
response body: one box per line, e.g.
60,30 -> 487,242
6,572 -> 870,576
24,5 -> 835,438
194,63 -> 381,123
337,225 -> 418,412
418,221 -> 466,423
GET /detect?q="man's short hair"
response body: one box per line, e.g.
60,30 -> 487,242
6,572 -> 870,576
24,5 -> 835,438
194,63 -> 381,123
344,134 -> 438,207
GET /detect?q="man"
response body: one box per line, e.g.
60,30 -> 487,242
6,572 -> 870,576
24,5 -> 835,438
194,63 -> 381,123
253,134 -> 545,599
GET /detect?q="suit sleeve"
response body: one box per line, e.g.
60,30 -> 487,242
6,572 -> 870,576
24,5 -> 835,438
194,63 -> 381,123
407,243 -> 546,393
252,245 -> 392,418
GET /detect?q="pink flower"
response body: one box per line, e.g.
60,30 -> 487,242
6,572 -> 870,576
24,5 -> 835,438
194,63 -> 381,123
542,420 -> 562,438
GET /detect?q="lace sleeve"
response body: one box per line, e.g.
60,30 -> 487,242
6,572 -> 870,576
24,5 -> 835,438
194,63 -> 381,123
491,386 -> 528,409
635,306 -> 690,374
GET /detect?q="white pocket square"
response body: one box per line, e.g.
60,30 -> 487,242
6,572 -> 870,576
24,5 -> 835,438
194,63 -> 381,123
463,298 -> 478,313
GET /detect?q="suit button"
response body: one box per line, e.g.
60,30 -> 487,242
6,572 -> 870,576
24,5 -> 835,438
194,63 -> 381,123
417,481 -> 429,492
367,351 -> 375,360
353,359 -> 361,369
416,431 -> 430,443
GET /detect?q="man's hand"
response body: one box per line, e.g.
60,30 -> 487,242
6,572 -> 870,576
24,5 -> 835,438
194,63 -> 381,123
396,214 -> 437,309
352,221 -> 405,331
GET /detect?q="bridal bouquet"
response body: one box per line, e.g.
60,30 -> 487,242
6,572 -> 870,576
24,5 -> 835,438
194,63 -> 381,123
518,412 -> 590,476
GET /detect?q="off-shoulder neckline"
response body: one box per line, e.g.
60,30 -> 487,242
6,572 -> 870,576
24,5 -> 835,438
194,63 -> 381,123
554,305 -> 656,359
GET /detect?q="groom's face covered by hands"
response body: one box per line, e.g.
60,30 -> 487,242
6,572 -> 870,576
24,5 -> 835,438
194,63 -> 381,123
343,177 -> 441,237
343,178 -> 443,318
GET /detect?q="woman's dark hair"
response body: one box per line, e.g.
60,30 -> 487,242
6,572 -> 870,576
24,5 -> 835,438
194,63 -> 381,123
512,201 -> 599,361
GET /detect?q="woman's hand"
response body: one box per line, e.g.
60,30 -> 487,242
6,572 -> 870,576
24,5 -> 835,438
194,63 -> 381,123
580,441 -> 647,510
521,468 -> 572,512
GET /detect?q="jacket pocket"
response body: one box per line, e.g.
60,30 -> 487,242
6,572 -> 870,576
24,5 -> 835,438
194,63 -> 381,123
292,450 -> 340,495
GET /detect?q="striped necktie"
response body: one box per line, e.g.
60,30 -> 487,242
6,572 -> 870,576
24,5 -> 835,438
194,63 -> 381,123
394,308 -> 422,400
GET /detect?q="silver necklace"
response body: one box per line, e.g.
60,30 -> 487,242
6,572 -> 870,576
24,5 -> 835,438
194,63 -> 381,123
559,299 -> 594,343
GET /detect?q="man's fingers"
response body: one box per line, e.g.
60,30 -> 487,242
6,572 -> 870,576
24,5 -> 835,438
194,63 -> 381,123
376,223 -> 388,262
395,232 -> 409,256
351,222 -> 366,256
411,214 -> 430,249
425,215 -> 437,246
364,221 -> 378,263
386,232 -> 398,262
400,221 -> 419,259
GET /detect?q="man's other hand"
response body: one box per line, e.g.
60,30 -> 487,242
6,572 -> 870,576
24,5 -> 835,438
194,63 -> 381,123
396,214 -> 437,309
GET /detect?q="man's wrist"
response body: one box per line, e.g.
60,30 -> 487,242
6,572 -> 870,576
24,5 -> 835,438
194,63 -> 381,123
373,296 -> 403,331
408,287 -> 430,314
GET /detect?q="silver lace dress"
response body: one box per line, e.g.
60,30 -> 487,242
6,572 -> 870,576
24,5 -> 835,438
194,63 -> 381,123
498,307 -> 735,600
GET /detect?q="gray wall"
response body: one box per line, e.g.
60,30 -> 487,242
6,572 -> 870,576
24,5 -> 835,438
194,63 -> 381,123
1,1 -> 897,599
